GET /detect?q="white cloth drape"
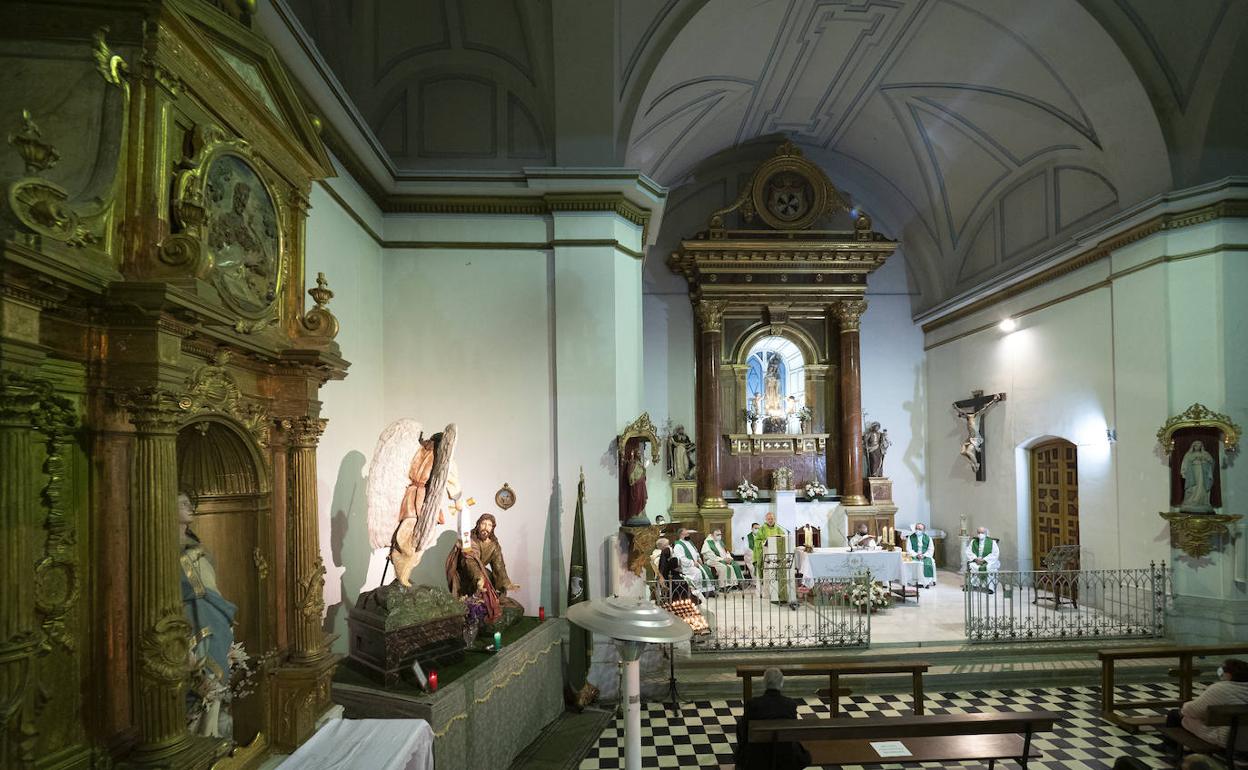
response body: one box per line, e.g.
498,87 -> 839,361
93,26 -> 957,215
278,718 -> 434,770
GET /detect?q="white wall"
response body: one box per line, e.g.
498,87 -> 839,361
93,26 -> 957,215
924,211 -> 1248,581
304,157 -> 387,651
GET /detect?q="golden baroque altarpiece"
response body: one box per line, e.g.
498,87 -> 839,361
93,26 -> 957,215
2,2 -> 346,767
668,141 -> 898,544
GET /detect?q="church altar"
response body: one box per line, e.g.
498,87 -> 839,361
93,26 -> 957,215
332,618 -> 564,770
279,718 -> 433,770
796,548 -> 925,585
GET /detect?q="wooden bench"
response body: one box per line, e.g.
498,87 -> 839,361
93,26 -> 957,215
1156,703 -> 1248,769
748,711 -> 1060,769
737,661 -> 928,717
1097,644 -> 1248,731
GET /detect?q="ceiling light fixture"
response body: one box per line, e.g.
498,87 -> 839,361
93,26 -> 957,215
998,318 -> 1017,332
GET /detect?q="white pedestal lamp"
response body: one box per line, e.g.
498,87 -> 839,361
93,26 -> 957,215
566,596 -> 692,770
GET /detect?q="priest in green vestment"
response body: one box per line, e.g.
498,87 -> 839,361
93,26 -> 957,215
752,512 -> 793,603
963,527 -> 1000,593
701,528 -> 743,589
674,529 -> 718,596
904,522 -> 937,588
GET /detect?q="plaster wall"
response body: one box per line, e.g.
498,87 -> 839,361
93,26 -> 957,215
304,159 -> 387,651
924,216 -> 1248,590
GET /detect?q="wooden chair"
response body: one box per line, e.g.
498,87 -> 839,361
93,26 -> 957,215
1033,544 -> 1079,608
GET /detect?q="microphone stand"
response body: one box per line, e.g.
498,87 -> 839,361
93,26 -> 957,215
666,643 -> 680,712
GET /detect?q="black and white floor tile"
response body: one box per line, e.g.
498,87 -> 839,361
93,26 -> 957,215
579,683 -> 1182,769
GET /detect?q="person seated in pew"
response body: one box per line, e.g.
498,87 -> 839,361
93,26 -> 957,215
1165,658 -> 1248,753
848,522 -> 879,551
734,668 -> 812,770
1182,756 -> 1226,770
650,537 -> 701,604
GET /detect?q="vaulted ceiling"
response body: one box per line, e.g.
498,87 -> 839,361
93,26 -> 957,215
275,0 -> 1248,312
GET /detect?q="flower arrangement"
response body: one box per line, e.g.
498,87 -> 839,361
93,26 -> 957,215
462,593 -> 489,646
803,480 -> 827,499
736,478 -> 759,502
849,579 -> 891,610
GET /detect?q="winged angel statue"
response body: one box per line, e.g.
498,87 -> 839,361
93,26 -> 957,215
367,419 -> 464,587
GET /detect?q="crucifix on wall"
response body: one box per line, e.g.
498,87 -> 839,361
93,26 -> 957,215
953,390 -> 1006,481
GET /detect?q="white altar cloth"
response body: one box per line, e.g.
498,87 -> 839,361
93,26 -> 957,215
279,718 -> 433,770
796,547 -> 907,583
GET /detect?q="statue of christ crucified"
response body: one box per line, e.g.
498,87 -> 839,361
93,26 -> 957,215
953,391 -> 1006,480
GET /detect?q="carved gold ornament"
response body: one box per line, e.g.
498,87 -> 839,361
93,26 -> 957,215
708,140 -> 851,234
166,125 -> 287,319
1159,512 -> 1241,559
619,412 -> 663,464
138,610 -> 194,689
1156,403 -> 1242,454
301,272 -> 339,339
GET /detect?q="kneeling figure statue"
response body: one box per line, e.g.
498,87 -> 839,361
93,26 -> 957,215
445,513 -> 524,635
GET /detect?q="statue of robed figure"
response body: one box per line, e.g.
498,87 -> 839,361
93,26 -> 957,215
445,513 -> 524,632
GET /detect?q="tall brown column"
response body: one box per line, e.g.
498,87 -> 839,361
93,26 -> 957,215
124,390 -> 199,764
834,300 -> 868,505
695,299 -> 728,510
0,374 -> 40,766
286,416 -> 328,663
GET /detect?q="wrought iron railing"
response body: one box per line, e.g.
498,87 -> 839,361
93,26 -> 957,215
646,566 -> 873,651
963,563 -> 1168,643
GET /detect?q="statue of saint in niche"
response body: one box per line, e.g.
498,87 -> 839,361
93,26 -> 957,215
763,353 -> 784,417
1179,440 -> 1216,512
667,425 -> 696,481
178,493 -> 239,738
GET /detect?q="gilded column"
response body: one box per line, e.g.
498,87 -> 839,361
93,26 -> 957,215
124,389 -> 195,763
695,300 -> 729,510
286,416 -> 328,663
0,373 -> 41,766
834,301 -> 868,506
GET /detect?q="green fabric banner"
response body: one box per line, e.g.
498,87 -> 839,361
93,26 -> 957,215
566,470 -> 591,693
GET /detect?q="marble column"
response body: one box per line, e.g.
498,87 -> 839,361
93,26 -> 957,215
125,389 -> 198,764
286,416 -> 328,664
695,299 -> 728,510
834,300 -> 868,506
0,374 -> 40,766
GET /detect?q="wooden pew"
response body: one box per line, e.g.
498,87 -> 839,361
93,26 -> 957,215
737,661 -> 928,717
1156,703 -> 1248,769
1097,644 -> 1248,731
748,711 -> 1060,769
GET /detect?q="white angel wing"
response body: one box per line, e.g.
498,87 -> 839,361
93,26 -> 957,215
366,418 -> 425,549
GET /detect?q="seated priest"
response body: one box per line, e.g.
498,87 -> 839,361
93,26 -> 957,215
964,526 -> 1001,593
848,523 -> 879,551
651,537 -> 700,604
746,522 -> 762,582
700,528 -> 743,590
905,522 -> 937,588
673,529 -> 718,598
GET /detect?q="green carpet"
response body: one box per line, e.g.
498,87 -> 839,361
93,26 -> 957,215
508,708 -> 614,770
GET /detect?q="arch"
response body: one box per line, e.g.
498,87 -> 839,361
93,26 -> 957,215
731,321 -> 821,366
1013,433 -> 1080,573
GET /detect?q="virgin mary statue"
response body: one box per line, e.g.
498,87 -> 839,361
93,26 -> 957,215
1179,440 -> 1216,512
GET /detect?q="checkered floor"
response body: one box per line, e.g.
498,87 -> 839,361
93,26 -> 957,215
579,683 -> 1183,769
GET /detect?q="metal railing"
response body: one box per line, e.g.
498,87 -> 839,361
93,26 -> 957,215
963,562 -> 1168,643
647,564 -> 874,651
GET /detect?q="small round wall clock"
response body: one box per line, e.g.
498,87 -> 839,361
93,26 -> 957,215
495,483 -> 516,510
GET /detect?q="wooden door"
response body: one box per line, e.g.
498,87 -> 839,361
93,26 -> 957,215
1030,439 -> 1079,568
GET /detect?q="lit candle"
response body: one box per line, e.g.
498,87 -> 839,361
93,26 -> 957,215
494,631 -> 502,650
428,671 -> 438,692
538,606 -> 546,621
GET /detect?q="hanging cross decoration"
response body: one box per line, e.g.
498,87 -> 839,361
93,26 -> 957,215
953,390 -> 1006,481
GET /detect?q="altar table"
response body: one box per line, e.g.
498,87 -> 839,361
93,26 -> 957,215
796,547 -> 922,584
